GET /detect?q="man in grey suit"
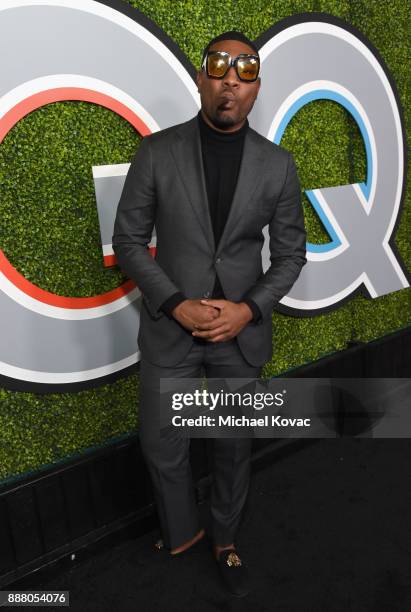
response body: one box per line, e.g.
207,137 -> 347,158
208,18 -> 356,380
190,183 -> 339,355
112,30 -> 306,597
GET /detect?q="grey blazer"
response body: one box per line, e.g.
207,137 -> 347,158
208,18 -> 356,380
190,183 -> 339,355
112,114 -> 307,367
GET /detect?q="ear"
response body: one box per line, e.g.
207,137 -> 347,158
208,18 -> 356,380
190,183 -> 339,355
196,70 -> 202,92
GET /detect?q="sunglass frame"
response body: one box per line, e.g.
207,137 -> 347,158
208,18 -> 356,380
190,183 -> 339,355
202,50 -> 260,82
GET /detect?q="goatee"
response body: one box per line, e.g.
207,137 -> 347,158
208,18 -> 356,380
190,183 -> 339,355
210,113 -> 237,130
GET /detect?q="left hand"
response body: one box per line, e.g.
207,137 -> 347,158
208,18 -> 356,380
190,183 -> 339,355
192,299 -> 253,342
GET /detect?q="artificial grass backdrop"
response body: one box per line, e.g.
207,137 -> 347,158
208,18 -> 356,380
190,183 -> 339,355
0,0 -> 409,483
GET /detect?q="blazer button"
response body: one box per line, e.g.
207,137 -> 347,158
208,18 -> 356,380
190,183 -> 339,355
215,257 -> 221,264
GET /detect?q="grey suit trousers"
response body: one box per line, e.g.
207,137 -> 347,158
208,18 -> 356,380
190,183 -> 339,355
138,337 -> 262,550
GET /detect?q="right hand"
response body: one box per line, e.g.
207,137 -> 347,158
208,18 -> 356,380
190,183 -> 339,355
172,299 -> 220,332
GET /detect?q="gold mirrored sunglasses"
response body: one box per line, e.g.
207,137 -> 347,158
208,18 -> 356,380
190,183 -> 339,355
202,50 -> 260,82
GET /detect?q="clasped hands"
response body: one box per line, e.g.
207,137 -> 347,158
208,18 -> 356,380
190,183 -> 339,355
172,298 -> 253,343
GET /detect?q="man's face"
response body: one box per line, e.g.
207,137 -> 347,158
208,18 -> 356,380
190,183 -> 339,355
196,39 -> 261,131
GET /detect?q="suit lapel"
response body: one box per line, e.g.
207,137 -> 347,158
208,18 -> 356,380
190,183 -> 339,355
171,116 -> 215,252
170,115 -> 267,255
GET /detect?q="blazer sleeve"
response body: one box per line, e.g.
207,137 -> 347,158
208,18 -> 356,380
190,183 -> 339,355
112,137 -> 180,319
243,152 -> 307,320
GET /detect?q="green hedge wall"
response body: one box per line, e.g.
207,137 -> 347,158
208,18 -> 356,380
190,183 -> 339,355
0,0 -> 409,485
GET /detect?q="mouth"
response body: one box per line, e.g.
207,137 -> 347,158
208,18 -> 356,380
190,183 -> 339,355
218,96 -> 236,110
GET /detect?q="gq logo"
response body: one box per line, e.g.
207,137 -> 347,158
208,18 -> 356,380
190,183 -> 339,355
0,1 -> 408,389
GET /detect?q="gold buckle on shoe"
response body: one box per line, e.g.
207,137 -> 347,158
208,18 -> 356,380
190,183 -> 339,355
226,551 -> 242,567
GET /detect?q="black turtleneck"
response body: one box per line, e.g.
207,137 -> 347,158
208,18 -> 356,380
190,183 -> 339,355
198,108 -> 248,251
161,110 -> 261,323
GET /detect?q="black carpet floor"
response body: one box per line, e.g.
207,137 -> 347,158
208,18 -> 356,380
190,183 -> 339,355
14,438 -> 411,611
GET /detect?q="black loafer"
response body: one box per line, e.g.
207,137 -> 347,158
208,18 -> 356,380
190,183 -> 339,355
216,548 -> 251,597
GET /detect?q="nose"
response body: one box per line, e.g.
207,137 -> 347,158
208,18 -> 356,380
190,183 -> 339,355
222,65 -> 240,86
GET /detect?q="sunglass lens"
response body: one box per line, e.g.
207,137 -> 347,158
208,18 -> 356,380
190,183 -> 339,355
237,57 -> 259,81
207,53 -> 229,77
